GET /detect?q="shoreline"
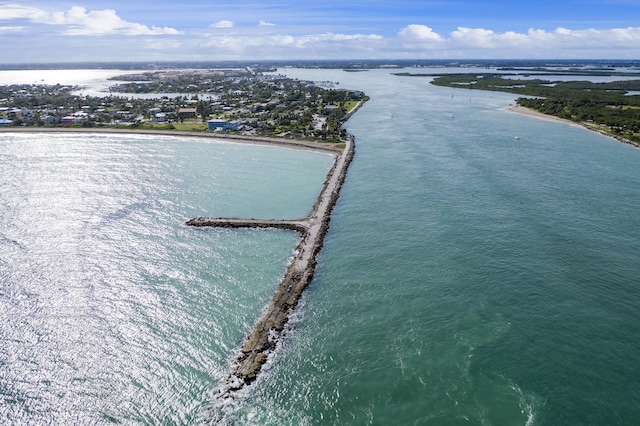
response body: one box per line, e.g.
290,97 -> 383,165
506,104 -> 583,128
506,104 -> 639,149
0,126 -> 344,153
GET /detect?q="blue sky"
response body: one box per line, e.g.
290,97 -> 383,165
1,0 -> 639,63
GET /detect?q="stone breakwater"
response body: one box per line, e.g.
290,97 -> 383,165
186,135 -> 355,399
185,217 -> 308,234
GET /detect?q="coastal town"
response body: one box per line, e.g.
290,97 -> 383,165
0,68 -> 368,142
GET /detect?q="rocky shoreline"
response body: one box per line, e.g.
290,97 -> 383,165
185,217 -> 309,233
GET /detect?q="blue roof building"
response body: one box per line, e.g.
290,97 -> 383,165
207,119 -> 240,131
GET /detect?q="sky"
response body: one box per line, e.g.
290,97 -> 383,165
1,0 -> 640,63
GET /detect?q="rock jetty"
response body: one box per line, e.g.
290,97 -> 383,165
186,134 -> 355,398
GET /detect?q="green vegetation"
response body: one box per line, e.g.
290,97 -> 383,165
343,100 -> 361,112
428,73 -> 640,145
127,122 -> 175,130
171,123 -> 208,132
121,122 -> 207,132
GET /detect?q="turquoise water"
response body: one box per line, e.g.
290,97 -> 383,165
2,69 -> 640,425
234,69 -> 640,425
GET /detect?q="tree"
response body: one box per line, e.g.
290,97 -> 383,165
196,100 -> 211,123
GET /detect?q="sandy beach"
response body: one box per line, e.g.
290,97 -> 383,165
506,104 -> 583,128
506,104 -> 639,148
0,126 -> 344,153
0,99 -> 368,154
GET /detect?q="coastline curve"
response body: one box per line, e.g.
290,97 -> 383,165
0,124 -> 359,414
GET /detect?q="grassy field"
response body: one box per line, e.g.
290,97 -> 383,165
343,101 -> 359,112
102,122 -> 209,132
172,123 -> 208,131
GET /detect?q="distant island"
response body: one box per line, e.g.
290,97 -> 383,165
0,68 -> 367,144
394,69 -> 640,147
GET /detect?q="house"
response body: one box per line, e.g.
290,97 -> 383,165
6,108 -> 26,120
207,119 -> 240,131
178,108 -> 197,119
61,116 -> 76,126
43,115 -> 60,125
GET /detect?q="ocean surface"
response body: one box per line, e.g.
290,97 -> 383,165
2,69 -> 640,425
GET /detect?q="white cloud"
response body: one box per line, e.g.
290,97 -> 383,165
554,27 -> 572,36
201,31 -> 385,58
549,26 -> 640,48
0,4 -> 180,35
398,24 -> 443,42
204,33 -> 295,52
144,39 -> 183,51
0,4 -> 47,20
211,20 -> 234,28
276,32 -> 384,55
293,32 -> 384,48
0,25 -> 23,33
182,24 -> 640,60
450,27 -> 497,48
2,3 -> 640,62
395,24 -> 640,56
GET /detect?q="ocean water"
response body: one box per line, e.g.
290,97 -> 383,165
232,69 -> 640,425
0,132 -> 333,424
2,69 -> 640,425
